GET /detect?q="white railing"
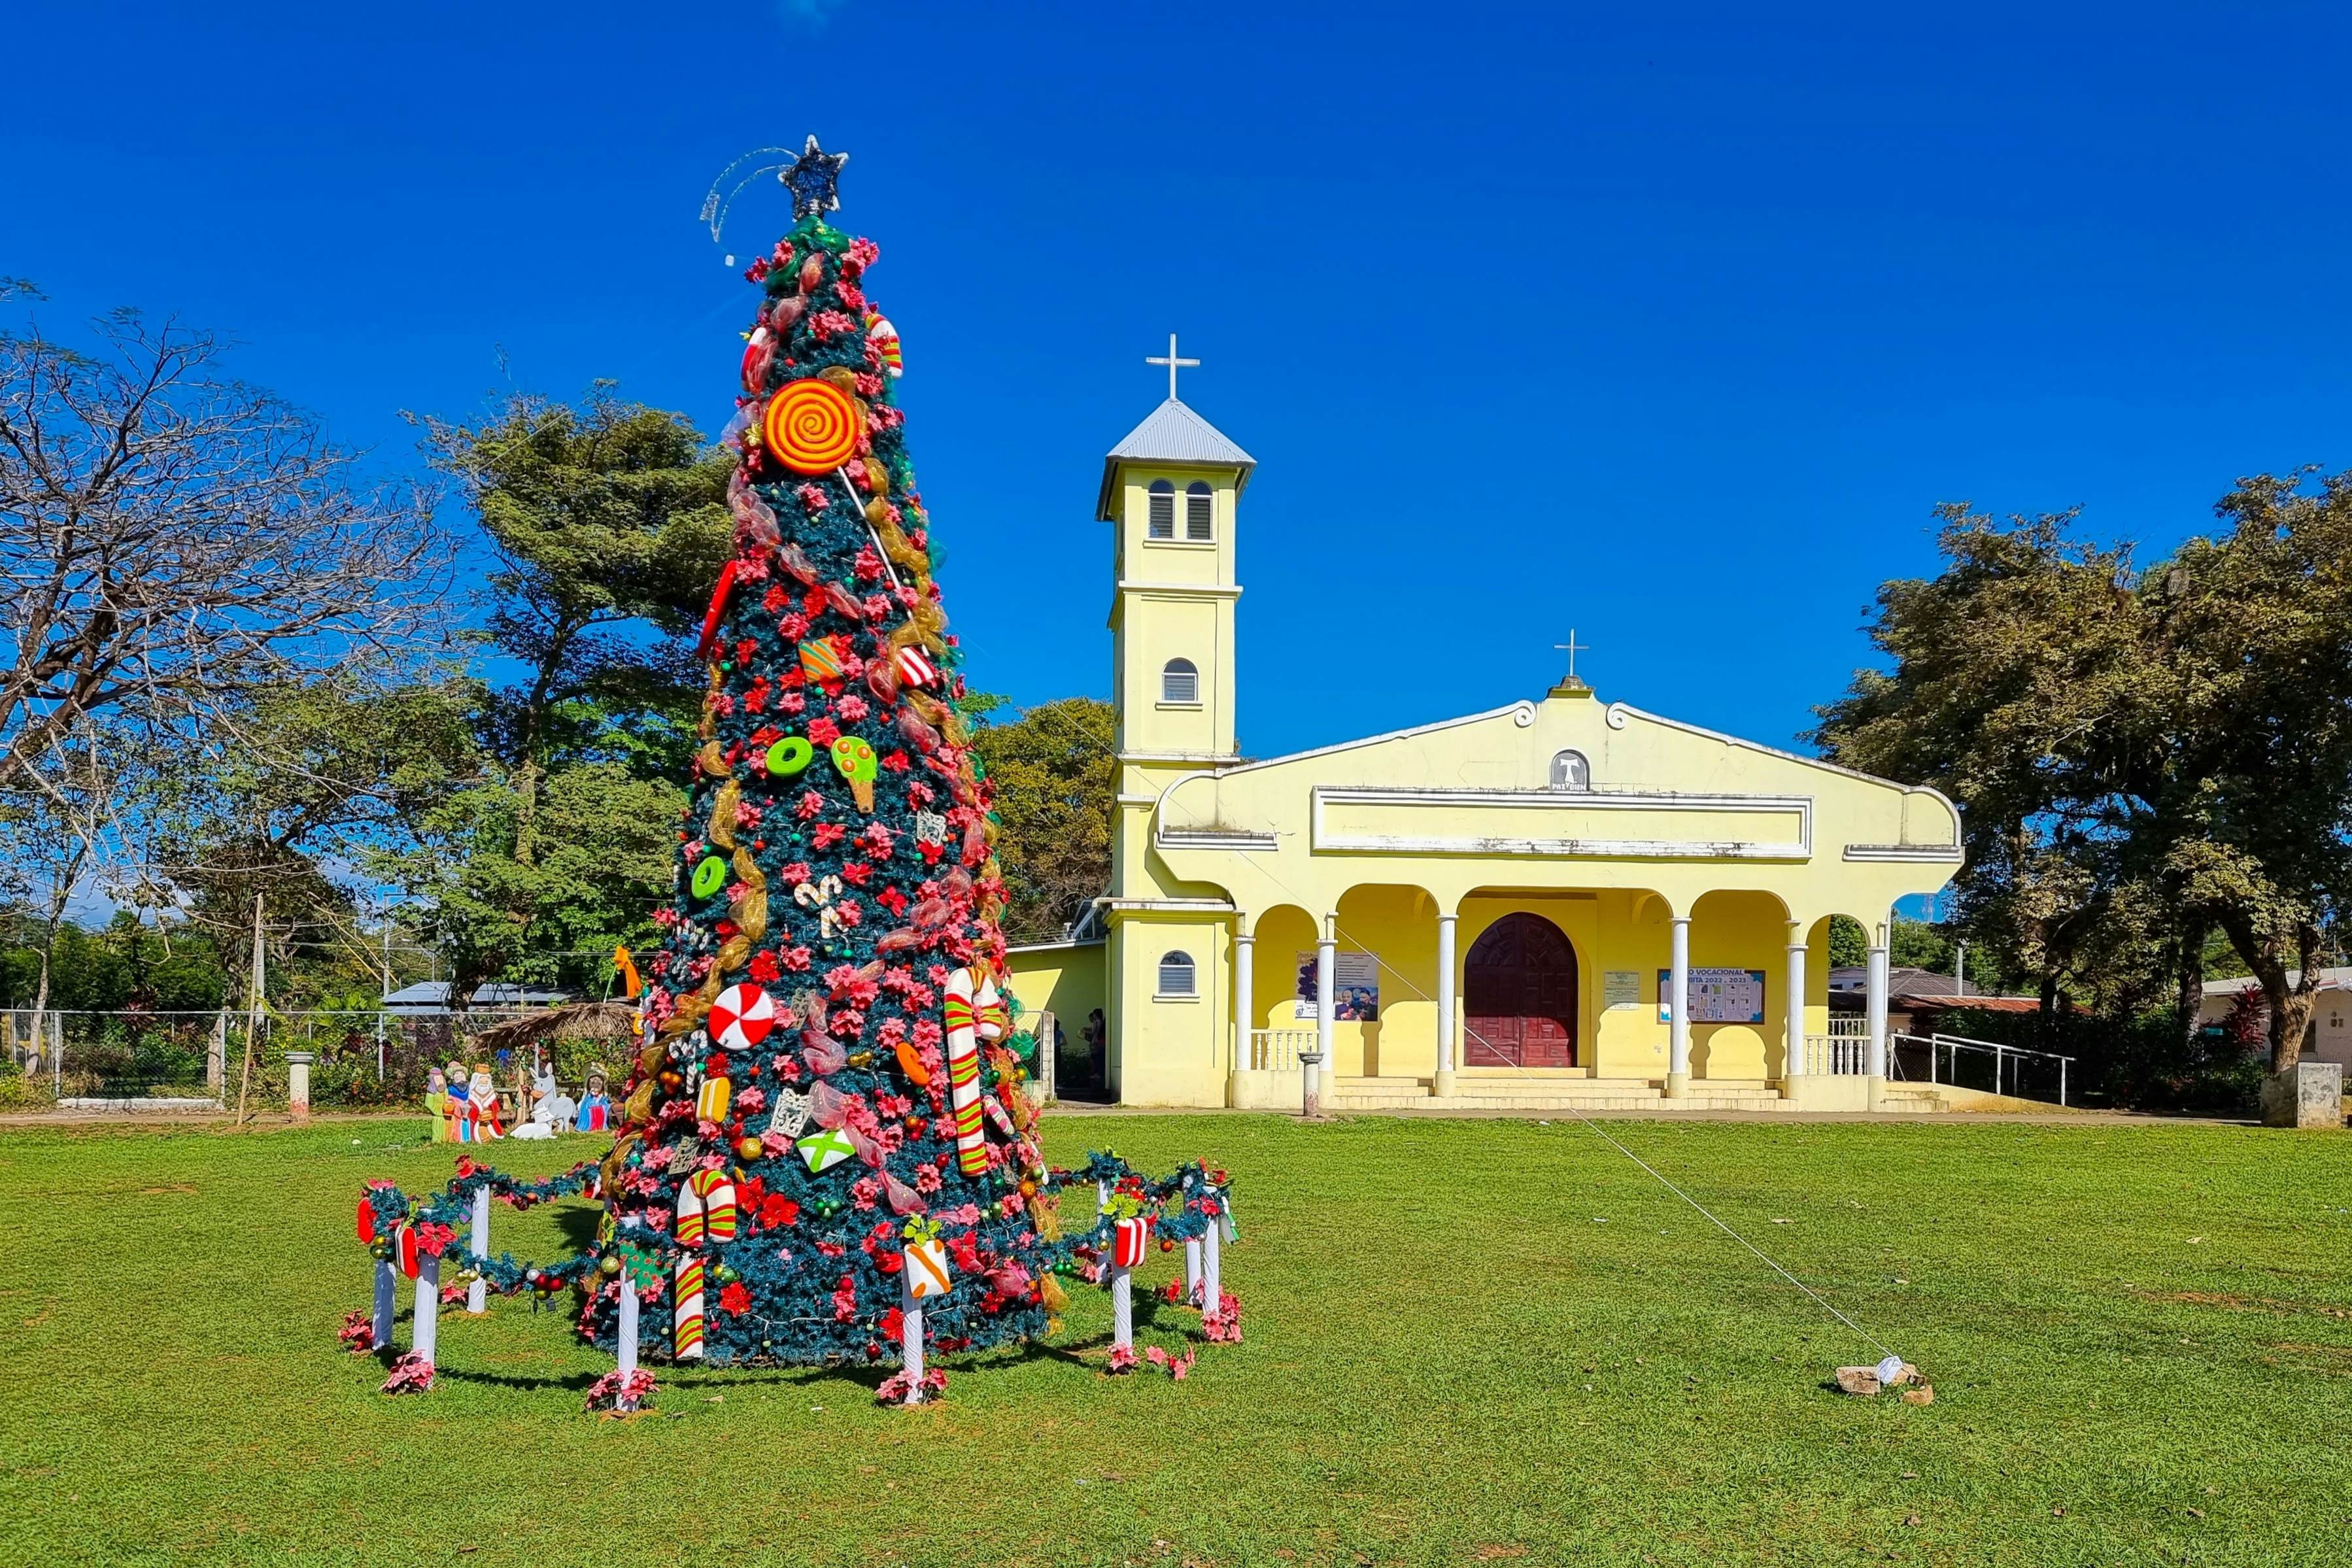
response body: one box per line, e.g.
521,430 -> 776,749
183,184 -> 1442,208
1896,1031 -> 2075,1106
1247,1029 -> 1316,1072
1802,1034 -> 1872,1075
1803,1015 -> 1874,1075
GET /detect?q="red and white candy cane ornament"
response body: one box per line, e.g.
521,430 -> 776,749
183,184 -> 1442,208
942,966 -> 1008,1177
707,983 -> 777,1051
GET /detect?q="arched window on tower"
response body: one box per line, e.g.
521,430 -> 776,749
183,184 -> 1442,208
1161,658 -> 1199,704
1550,749 -> 1591,791
1147,480 -> 1175,539
1185,481 -> 1214,541
1157,950 -> 1197,997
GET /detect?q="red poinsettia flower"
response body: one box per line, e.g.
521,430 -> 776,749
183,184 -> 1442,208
719,1282 -> 750,1315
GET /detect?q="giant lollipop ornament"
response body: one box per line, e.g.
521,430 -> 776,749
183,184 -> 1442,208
762,377 -> 862,475
760,376 -> 900,590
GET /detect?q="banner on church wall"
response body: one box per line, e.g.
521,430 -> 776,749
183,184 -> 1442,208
1293,951 -> 1380,1021
1656,967 -> 1766,1024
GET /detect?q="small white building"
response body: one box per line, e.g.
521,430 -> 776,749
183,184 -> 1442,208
2199,970 -> 2352,1065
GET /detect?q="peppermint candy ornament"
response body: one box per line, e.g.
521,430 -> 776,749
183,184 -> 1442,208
895,644 -> 938,688
707,983 -> 777,1051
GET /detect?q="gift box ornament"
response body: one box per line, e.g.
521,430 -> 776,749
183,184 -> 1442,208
796,1125 -> 857,1174
675,1167 -> 738,1246
1112,1215 -> 1153,1271
798,636 -> 845,685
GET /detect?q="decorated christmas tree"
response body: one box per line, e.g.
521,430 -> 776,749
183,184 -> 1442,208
574,135 -> 1063,1373
354,141 -> 1238,1410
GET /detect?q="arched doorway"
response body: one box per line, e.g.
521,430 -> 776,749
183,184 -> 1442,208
1463,913 -> 1579,1068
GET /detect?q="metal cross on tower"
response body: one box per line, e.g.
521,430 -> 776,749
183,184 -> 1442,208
1146,333 -> 1199,400
1553,630 -> 1590,684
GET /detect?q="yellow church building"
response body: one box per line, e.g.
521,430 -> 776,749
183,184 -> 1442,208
1006,369 -> 1964,1114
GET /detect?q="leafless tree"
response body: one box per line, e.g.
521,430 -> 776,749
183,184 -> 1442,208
0,296 -> 452,798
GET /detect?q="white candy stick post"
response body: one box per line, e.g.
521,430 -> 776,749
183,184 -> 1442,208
615,1274 -> 641,1410
372,1257 -> 398,1348
1184,1235 -> 1202,1308
413,1254 -> 441,1365
899,1273 -> 927,1404
1111,1264 -> 1134,1352
467,1187 -> 490,1314
1204,1220 -> 1223,1312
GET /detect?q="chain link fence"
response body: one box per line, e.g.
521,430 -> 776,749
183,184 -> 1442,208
0,1007 -> 609,1113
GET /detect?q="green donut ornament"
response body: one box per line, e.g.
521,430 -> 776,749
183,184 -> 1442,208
764,736 -> 815,777
690,855 -> 728,900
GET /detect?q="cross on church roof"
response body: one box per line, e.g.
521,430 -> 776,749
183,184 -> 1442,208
1146,333 -> 1200,400
1553,630 -> 1589,683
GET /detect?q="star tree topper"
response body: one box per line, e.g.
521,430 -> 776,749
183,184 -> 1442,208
779,134 -> 850,219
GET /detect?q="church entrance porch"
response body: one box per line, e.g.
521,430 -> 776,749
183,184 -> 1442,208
1462,912 -> 1578,1068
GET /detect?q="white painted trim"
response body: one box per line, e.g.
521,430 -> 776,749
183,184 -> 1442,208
1159,828 -> 1281,851
1151,992 -> 1202,1004
1102,897 -> 1237,915
1308,786 -> 1814,861
1154,701 -> 1205,712
1116,581 -> 1243,599
1120,751 -> 1244,765
1841,843 -> 1964,863
1137,538 -> 1218,552
1004,938 -> 1107,955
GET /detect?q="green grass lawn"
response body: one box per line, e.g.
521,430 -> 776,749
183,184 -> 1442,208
5,1113 -> 2352,1567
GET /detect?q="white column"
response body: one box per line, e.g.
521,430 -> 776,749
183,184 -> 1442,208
616,1274 -> 640,1378
1203,1217 -> 1222,1311
1433,912 -> 1458,1098
1111,1265 -> 1134,1352
1315,921 -> 1337,1108
898,1273 -> 927,1403
1184,1235 -> 1202,1306
1784,930 -> 1809,1091
371,1258 -> 398,1348
1230,931 -> 1254,1102
413,1253 -> 441,1365
1666,915 -> 1692,1097
1866,924 -> 1890,1109
467,1186 -> 490,1314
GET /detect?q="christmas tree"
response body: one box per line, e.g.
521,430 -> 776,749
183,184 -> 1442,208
579,136 -> 1063,1372
354,141 -> 1239,1410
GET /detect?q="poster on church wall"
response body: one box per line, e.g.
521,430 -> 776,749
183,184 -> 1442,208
1655,967 -> 1766,1024
1294,951 -> 1380,1021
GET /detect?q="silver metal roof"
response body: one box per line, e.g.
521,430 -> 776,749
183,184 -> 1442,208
1096,398 -> 1255,519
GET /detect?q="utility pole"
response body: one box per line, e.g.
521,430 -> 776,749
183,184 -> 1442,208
234,893 -> 264,1125
1954,940 -> 1968,997
377,909 -> 391,1082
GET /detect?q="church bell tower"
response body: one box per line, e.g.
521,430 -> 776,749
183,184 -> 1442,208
1097,335 -> 1254,774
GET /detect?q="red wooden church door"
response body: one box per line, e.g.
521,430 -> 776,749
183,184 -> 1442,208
1463,913 -> 1579,1068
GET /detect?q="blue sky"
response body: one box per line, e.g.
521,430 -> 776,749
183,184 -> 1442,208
7,1 -> 2349,762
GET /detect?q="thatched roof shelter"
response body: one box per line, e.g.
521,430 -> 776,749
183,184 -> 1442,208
463,1002 -> 639,1055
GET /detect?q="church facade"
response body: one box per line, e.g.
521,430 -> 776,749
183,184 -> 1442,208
1006,386 -> 1964,1113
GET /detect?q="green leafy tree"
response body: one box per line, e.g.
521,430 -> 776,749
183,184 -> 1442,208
1815,473 -> 2352,1071
969,697 -> 1115,944
383,391 -> 733,1002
